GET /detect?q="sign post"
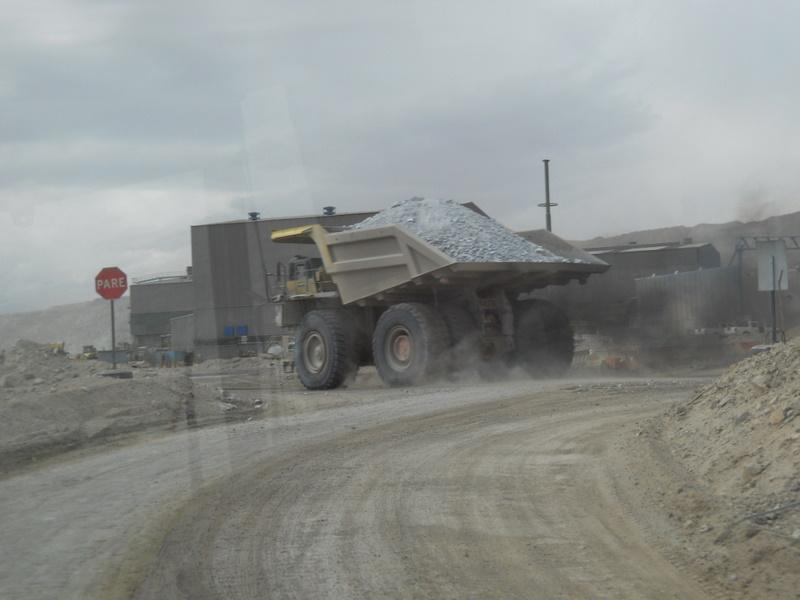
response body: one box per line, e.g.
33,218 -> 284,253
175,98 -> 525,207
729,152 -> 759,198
111,298 -> 116,369
756,241 -> 788,343
95,267 -> 128,368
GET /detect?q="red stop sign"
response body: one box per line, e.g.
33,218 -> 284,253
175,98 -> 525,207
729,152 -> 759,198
95,266 -> 128,300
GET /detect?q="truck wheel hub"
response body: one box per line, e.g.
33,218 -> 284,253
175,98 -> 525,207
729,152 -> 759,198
386,326 -> 412,370
303,332 -> 327,373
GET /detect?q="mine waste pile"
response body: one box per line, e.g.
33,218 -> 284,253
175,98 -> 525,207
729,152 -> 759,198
0,341 -> 275,471
353,197 -> 586,263
666,339 -> 800,499
651,340 -> 800,597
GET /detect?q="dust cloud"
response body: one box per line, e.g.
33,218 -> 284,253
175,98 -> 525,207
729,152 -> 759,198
736,185 -> 780,223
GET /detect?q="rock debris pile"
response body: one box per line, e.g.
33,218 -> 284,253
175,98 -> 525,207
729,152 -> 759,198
656,340 -> 800,598
0,340 -> 86,392
353,197 -> 581,263
0,340 -> 272,471
666,339 -> 800,498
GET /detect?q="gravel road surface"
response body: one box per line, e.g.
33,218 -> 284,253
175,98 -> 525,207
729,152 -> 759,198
0,378 -> 711,599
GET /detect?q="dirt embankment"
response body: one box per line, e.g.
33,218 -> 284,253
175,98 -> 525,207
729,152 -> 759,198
0,341 -> 284,472
0,298 -> 131,354
667,340 -> 800,499
634,340 -> 800,598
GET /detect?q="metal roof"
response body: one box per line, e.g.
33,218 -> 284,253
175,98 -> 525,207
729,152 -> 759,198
193,210 -> 377,227
193,201 -> 488,228
583,241 -> 716,255
132,274 -> 193,285
616,245 -> 669,253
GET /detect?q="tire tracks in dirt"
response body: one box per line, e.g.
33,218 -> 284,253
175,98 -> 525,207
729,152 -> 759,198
130,386 -> 709,600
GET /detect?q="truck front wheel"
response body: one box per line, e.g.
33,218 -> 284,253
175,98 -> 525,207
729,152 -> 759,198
373,303 -> 449,386
295,309 -> 358,390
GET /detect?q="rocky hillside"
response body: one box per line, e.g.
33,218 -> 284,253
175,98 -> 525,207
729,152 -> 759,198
666,340 -> 800,498
656,341 -> 800,597
0,298 -> 131,354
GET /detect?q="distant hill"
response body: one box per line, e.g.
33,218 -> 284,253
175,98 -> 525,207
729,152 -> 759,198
0,297 -> 131,354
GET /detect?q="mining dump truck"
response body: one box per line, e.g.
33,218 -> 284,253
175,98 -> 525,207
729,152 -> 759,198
271,218 -> 608,390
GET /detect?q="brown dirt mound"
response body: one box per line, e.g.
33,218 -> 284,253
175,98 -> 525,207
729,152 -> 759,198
652,340 -> 800,597
665,339 -> 800,499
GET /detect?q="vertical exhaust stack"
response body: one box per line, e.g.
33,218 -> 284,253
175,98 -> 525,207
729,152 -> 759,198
538,159 -> 558,232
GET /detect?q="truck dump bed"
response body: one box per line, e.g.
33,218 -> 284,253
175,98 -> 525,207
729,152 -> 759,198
273,224 -> 608,305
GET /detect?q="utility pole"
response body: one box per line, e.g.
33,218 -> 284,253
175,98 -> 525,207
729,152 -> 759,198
771,255 -> 778,343
538,159 -> 558,232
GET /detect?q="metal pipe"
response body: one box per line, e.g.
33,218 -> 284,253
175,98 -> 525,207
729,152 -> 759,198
544,160 -> 551,232
538,159 -> 558,232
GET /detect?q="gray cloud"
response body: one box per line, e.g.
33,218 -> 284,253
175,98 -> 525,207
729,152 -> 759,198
2,0 -> 800,313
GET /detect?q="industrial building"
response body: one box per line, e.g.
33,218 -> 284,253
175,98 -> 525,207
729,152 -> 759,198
635,266 -> 739,335
521,237 -> 723,332
129,271 -> 194,348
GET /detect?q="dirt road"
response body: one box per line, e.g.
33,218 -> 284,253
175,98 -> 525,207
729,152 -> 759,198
0,378 -> 711,599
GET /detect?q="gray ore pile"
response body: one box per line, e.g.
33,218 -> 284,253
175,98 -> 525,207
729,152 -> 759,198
353,197 -> 580,263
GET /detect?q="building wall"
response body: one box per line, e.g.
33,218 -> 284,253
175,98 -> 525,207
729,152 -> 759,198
170,313 -> 195,352
635,266 -> 739,334
535,243 -> 722,330
738,252 -> 800,327
133,334 -> 164,348
191,212 -> 374,355
129,279 -> 194,347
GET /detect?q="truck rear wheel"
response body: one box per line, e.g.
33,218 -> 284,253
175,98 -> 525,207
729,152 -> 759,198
513,299 -> 574,377
373,303 -> 450,386
295,309 -> 358,390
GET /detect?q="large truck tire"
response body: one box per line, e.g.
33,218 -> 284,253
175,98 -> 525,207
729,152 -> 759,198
295,309 -> 358,390
373,303 -> 450,386
513,299 -> 574,377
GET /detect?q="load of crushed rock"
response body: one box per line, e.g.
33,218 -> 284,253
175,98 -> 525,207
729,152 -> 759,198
665,339 -> 800,498
353,197 -> 580,263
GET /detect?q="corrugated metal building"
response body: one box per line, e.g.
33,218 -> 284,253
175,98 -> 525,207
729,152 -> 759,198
635,266 -> 739,334
129,272 -> 194,347
522,238 -> 722,331
169,313 -> 195,352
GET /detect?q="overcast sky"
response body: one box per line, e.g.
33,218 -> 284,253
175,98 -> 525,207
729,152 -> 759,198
2,1 -> 799,313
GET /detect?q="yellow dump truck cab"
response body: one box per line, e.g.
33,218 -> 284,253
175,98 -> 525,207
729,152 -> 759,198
285,256 -> 337,298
